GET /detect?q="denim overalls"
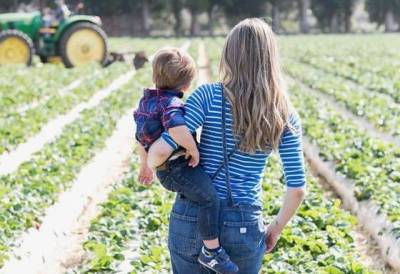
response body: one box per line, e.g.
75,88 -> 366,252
167,88 -> 267,274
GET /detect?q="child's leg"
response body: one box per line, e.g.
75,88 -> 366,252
167,158 -> 220,244
167,158 -> 239,273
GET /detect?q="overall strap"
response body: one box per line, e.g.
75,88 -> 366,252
221,86 -> 235,207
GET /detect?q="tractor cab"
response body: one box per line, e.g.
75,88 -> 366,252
0,10 -> 108,67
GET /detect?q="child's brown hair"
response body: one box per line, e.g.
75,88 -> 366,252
152,47 -> 196,90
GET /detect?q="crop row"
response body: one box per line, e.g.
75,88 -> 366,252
0,63 -> 129,154
203,37 -> 224,80
283,61 -> 400,137
298,56 -> 400,103
69,156 -> 173,274
71,153 -> 374,273
287,81 -> 400,239
280,35 -> 400,80
0,64 -> 99,114
262,157 -> 372,273
0,67 -> 150,268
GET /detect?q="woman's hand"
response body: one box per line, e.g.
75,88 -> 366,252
264,187 -> 306,253
265,222 -> 282,253
185,147 -> 200,167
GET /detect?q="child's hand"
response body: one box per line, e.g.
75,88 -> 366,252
185,147 -> 200,167
138,165 -> 154,185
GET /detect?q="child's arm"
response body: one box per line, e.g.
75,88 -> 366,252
168,125 -> 199,167
152,96 -> 199,168
147,126 -> 199,169
147,138 -> 175,169
137,143 -> 154,185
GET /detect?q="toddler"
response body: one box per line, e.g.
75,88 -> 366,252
134,47 -> 238,274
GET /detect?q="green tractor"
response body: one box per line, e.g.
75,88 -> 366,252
0,11 -> 108,67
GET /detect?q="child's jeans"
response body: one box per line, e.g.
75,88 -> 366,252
156,156 -> 219,240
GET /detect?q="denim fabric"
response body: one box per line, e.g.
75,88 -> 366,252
157,156 -> 220,240
168,196 -> 267,274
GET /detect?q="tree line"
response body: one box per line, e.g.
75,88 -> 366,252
1,0 -> 400,35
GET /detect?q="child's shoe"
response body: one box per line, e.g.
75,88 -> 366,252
198,246 -> 239,274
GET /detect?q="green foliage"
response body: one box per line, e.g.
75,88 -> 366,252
0,64 -> 124,154
219,0 -> 269,25
310,0 -> 356,32
0,63 -> 144,266
286,77 -> 400,239
366,0 -> 400,26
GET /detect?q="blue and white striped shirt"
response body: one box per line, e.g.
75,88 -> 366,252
162,83 -> 306,206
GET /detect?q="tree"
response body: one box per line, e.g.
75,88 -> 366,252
0,0 -> 33,12
170,0 -> 184,36
297,0 -> 310,33
206,0 -> 220,36
83,0 -> 167,35
219,0 -> 268,27
311,0 -> 356,32
266,0 -> 281,32
366,0 -> 400,32
184,0 -> 209,36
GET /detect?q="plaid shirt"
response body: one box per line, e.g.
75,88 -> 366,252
134,88 -> 186,151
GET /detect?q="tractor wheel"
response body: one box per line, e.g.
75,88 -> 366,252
59,22 -> 108,68
0,30 -> 34,66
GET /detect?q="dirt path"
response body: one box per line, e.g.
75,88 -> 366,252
307,158 -> 391,273
0,111 -> 136,274
197,41 -> 212,85
0,69 -> 135,176
286,74 -> 400,271
303,138 -> 400,272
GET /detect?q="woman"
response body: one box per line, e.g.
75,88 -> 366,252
149,18 -> 306,273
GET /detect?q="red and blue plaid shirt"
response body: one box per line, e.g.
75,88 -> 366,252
134,88 -> 186,151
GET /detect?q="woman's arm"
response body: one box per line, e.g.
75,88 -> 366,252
147,127 -> 199,169
265,112 -> 306,252
160,85 -> 209,149
148,85 -> 210,167
265,187 -> 305,253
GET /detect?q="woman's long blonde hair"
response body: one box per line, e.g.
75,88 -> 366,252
220,18 -> 290,153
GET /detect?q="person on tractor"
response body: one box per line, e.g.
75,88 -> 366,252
54,0 -> 71,24
42,7 -> 53,28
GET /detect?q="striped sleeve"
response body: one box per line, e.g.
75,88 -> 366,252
161,85 -> 209,149
278,112 -> 306,188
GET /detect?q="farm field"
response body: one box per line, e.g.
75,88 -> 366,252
0,35 -> 399,274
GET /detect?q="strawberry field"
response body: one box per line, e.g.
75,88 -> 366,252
0,35 -> 399,274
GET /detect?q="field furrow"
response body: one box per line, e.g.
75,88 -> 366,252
0,64 -> 129,155
0,68 -> 151,268
0,64 -> 98,114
